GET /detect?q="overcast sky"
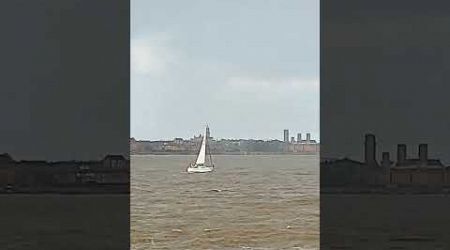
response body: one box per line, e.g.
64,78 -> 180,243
0,1 -> 128,161
321,0 -> 450,164
131,0 -> 319,141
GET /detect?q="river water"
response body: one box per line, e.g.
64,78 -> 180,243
131,155 -> 319,250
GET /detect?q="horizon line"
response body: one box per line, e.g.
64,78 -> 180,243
130,136 -> 321,142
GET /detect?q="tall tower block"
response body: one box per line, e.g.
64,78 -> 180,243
364,134 -> 377,166
283,129 -> 289,143
206,126 -> 211,139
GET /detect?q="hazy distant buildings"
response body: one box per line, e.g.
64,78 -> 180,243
130,129 -> 320,155
283,130 -> 318,145
174,138 -> 183,144
206,126 -> 211,139
283,129 -> 289,143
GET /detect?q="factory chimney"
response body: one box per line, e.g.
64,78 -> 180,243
397,144 -> 406,165
364,134 -> 377,166
297,133 -> 302,143
419,144 -> 428,164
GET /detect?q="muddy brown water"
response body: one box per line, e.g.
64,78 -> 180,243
131,154 -> 319,250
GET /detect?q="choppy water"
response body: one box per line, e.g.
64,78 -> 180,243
131,155 -> 319,250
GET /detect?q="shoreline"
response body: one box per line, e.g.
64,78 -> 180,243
0,184 -> 129,195
131,152 -> 319,156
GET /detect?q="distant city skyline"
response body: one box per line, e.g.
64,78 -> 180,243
131,128 -> 319,142
131,0 -> 319,141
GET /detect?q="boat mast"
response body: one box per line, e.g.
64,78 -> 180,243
208,138 -> 213,166
206,125 -> 213,166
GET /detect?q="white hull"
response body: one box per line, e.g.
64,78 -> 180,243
187,164 -> 214,173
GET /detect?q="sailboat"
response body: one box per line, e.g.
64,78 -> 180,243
187,126 -> 214,173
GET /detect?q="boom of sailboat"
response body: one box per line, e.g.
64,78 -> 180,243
187,125 -> 215,173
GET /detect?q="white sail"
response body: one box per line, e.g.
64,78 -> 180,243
195,131 -> 207,165
187,125 -> 214,173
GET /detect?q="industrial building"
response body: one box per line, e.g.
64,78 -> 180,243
321,134 -> 386,187
389,144 -> 446,187
321,133 -> 450,191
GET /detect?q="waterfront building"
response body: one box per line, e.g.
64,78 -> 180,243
389,144 -> 446,187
